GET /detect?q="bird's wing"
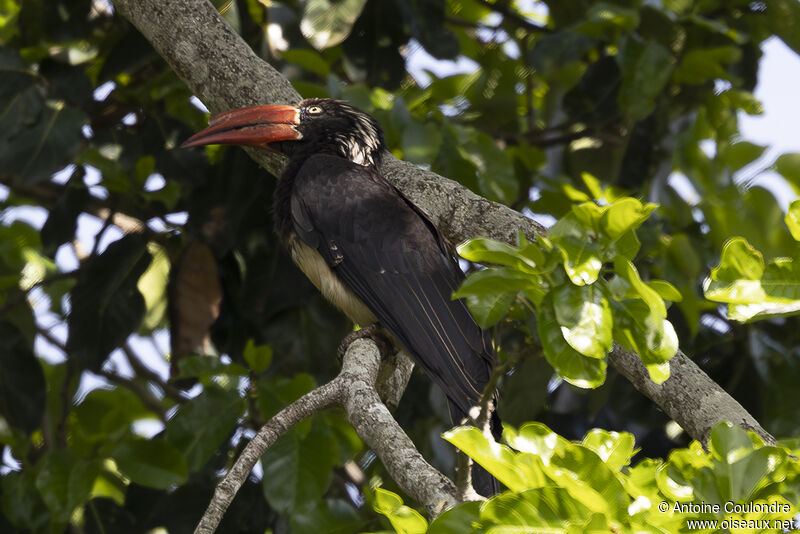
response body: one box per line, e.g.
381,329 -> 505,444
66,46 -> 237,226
291,154 -> 494,416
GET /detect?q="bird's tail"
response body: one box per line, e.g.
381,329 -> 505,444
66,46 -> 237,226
448,400 -> 503,496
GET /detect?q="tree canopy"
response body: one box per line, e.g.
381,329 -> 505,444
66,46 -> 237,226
1,0 -> 799,533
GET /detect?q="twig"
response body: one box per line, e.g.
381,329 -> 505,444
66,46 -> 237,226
96,369 -> 168,423
121,342 -> 185,402
90,204 -> 118,258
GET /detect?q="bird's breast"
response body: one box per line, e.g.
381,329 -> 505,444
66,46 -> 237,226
287,233 -> 376,327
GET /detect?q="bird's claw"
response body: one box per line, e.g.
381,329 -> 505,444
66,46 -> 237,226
337,323 -> 393,362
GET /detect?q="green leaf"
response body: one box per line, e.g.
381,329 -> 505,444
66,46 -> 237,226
243,339 -> 273,373
724,141 -> 767,173
66,235 -> 152,371
457,237 -> 544,272
647,280 -> 683,302
174,355 -> 247,379
36,454 -> 99,523
427,501 -> 481,534
573,3 -> 640,38
301,0 -> 367,50
112,438 -> 188,489
0,86 -> 86,183
774,153 -> 800,194
282,49 -> 331,77
581,429 -> 637,471
137,242 -> 169,331
613,257 -> 667,319
402,120 -> 442,165
481,487 -> 592,531
455,268 -> 538,297
601,198 -> 658,240
261,418 -> 337,513
464,292 -> 515,328
611,299 -> 677,380
552,283 -> 612,359
673,46 -> 742,85
554,236 -> 603,286
707,423 -> 785,502
765,0 -> 800,55
529,31 -> 596,77
165,385 -> 245,472
373,488 -> 427,534
704,238 -> 800,321
461,132 -> 518,204
707,237 -> 765,292
74,387 -> 150,444
257,373 -> 317,422
442,426 -> 547,491
0,321 -> 45,435
2,469 -> 49,530
617,36 -> 674,121
503,422 -> 566,465
40,178 -> 89,255
35,451 -> 71,521
545,444 -> 629,519
538,293 -> 607,388
786,200 -> 800,241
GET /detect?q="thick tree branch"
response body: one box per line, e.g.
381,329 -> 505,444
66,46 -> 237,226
609,345 -> 775,445
112,0 -> 773,462
193,339 -> 454,533
340,340 -> 458,515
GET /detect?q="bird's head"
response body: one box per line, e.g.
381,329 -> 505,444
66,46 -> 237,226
181,98 -> 385,167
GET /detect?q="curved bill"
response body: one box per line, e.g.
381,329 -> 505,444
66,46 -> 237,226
180,104 -> 301,149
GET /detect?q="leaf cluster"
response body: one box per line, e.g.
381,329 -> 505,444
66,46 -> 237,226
373,421 -> 799,534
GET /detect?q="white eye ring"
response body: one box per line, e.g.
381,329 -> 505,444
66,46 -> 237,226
307,105 -> 323,114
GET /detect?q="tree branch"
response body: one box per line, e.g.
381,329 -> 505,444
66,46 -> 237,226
112,0 -> 773,469
194,376 -> 341,534
193,339 -> 455,533
339,340 -> 458,515
609,345 -> 775,445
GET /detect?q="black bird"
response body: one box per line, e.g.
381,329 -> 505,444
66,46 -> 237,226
182,98 -> 499,494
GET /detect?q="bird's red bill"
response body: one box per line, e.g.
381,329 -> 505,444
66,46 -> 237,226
180,104 -> 301,149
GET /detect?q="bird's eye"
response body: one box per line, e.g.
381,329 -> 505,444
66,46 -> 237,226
307,105 -> 323,115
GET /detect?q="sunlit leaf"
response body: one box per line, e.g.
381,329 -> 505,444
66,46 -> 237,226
373,488 -> 427,534
442,426 -> 547,491
538,293 -> 607,388
301,0 -> 368,50
786,200 -> 800,241
582,429 -> 637,471
552,283 -> 612,359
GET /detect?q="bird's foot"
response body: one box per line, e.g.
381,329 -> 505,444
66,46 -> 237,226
337,323 -> 393,362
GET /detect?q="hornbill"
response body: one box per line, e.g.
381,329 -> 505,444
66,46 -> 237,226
182,98 -> 500,494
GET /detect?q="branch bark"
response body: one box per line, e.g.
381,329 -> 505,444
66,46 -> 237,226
113,0 -> 773,488
193,339 -> 455,534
